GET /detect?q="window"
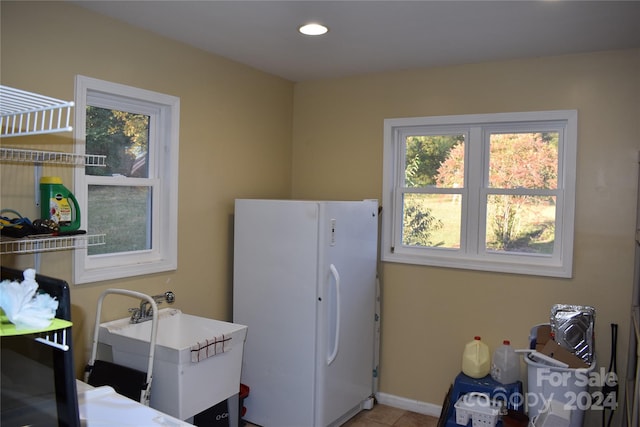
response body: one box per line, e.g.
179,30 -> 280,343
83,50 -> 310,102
382,110 -> 577,278
73,76 -> 180,284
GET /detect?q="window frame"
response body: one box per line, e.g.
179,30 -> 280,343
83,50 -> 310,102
73,75 -> 180,284
382,110 -> 577,278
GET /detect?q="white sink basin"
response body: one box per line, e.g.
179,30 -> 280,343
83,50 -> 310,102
97,308 -> 247,421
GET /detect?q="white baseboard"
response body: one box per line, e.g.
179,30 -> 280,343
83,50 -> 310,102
375,392 -> 443,418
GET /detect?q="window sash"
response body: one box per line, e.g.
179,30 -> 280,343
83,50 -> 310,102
382,110 -> 576,278
85,177 -> 158,257
73,75 -> 179,284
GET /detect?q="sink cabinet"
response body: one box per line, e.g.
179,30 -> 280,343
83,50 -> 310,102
97,308 -> 248,421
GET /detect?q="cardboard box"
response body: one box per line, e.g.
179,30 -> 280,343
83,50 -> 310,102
539,340 -> 589,369
535,324 -> 552,351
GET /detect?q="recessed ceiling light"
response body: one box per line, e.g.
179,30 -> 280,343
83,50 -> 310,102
298,23 -> 329,36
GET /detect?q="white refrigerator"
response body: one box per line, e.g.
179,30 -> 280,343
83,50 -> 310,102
233,199 -> 378,427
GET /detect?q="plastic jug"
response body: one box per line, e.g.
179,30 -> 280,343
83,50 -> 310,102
462,336 -> 490,378
40,176 -> 81,232
491,340 -> 520,384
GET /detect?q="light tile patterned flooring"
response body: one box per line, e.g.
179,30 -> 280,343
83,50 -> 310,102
342,404 -> 438,427
244,404 -> 439,427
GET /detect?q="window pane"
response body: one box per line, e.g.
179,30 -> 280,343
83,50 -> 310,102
486,195 -> 556,254
87,185 -> 151,255
404,135 -> 465,188
402,193 -> 461,248
488,132 -> 558,189
85,106 -> 150,178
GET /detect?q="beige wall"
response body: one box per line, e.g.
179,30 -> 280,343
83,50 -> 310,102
292,51 -> 640,425
2,2 -> 639,426
1,0 -> 293,375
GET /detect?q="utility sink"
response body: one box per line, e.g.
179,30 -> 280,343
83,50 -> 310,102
97,308 -> 247,421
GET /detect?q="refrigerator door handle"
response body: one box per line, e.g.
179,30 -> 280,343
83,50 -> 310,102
327,263 -> 341,365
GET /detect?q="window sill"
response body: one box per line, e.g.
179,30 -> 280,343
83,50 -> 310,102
382,251 -> 572,278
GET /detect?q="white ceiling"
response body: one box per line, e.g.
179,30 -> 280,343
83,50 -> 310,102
73,0 -> 640,82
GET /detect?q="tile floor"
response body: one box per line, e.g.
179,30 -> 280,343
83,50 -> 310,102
244,404 -> 439,427
342,404 -> 439,427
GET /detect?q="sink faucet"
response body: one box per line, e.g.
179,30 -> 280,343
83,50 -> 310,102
129,291 -> 175,323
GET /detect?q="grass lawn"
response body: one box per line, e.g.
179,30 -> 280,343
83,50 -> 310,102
414,195 -> 555,253
87,185 -> 150,255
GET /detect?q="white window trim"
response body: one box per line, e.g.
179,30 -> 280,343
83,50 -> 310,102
382,110 -> 577,278
73,75 -> 180,284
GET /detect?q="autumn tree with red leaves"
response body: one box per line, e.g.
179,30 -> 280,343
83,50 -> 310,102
437,132 -> 558,250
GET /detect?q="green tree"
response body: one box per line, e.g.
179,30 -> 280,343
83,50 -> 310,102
402,196 -> 444,246
405,135 -> 463,187
402,154 -> 444,246
401,135 -> 462,246
85,106 -> 149,177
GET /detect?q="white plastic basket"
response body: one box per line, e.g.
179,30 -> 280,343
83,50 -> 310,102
454,392 -> 501,427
